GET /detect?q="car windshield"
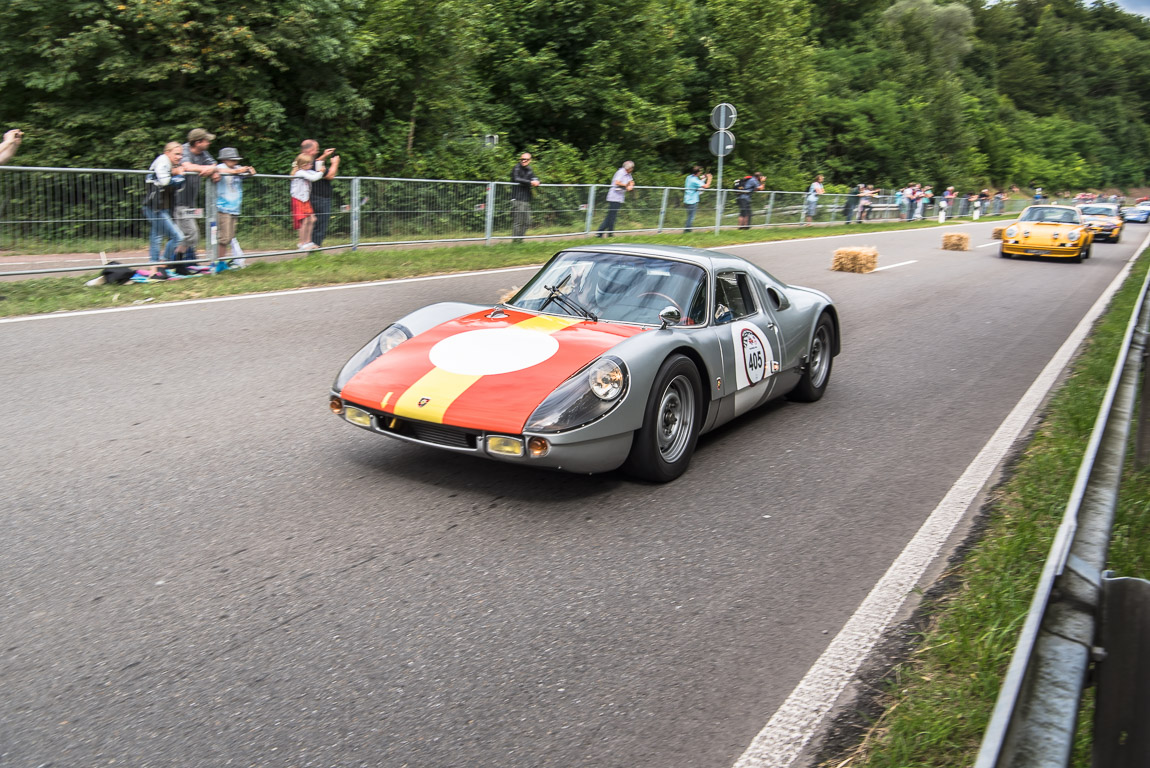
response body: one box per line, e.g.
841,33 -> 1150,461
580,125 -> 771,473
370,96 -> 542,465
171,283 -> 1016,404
510,251 -> 708,326
1020,207 -> 1080,224
1079,205 -> 1117,216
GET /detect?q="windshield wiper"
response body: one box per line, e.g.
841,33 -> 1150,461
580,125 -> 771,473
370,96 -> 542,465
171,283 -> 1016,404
541,275 -> 597,321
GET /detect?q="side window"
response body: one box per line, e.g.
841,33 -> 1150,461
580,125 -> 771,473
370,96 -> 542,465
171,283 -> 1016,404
714,272 -> 757,323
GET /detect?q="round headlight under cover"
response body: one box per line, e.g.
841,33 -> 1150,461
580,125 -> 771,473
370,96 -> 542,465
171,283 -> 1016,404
588,357 -> 624,400
1068,230 -> 1081,241
334,324 -> 412,391
1005,225 -> 1019,238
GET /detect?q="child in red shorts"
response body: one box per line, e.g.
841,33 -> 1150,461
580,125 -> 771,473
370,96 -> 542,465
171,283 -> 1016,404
290,152 -> 323,249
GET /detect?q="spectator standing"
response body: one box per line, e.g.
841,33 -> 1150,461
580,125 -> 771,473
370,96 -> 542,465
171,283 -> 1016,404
917,185 -> 932,219
856,184 -> 876,221
510,152 -> 540,243
291,153 -> 324,249
1034,187 -> 1044,203
734,172 -> 762,229
0,128 -> 23,164
173,128 -> 217,267
683,166 -> 712,233
301,139 -> 338,248
214,147 -> 256,265
843,183 -> 860,224
899,184 -> 915,221
977,189 -> 991,216
805,174 -> 825,225
993,190 -> 1006,215
596,160 -> 634,237
940,186 -> 956,220
143,141 -> 186,280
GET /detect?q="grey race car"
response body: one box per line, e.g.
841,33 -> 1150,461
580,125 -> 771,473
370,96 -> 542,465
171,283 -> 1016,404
329,244 -> 840,482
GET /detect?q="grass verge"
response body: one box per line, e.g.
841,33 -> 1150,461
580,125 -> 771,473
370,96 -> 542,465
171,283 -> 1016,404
819,247 -> 1150,767
0,217 -> 995,318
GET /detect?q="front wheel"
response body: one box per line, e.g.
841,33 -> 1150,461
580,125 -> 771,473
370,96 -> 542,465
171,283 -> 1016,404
787,314 -> 836,403
999,246 -> 1011,259
623,355 -> 702,483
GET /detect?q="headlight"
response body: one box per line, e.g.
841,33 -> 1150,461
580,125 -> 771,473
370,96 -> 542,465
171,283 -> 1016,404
588,357 -> 625,401
525,356 -> 628,433
1005,225 -> 1019,238
333,324 -> 412,391
1068,230 -> 1081,241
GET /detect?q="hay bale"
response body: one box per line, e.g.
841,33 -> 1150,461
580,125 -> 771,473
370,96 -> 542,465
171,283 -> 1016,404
831,246 -> 878,273
942,232 -> 971,251
991,227 -> 1005,240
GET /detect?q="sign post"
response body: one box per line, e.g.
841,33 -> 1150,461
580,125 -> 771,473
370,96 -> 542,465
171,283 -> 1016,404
709,103 -> 737,233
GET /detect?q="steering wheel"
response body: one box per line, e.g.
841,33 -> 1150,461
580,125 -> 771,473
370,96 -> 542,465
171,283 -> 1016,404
638,292 -> 682,315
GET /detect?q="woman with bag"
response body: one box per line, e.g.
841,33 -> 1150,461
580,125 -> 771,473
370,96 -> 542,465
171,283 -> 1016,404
143,142 -> 186,280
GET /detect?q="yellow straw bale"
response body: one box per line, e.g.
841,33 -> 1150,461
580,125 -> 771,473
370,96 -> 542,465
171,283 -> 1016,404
831,246 -> 878,273
942,232 -> 971,251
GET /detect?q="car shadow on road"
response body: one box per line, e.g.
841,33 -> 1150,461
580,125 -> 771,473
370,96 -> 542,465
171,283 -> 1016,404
343,439 -> 629,503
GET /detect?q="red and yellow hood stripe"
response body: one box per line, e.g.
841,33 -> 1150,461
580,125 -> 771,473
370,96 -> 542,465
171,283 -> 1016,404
340,309 -> 644,434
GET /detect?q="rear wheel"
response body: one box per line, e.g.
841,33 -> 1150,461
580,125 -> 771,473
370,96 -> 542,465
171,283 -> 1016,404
624,355 -> 702,483
787,313 -> 835,403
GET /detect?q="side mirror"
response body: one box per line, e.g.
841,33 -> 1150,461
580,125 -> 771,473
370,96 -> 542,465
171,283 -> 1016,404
658,306 -> 681,329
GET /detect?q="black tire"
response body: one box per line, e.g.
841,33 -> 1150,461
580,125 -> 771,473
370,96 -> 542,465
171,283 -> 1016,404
623,354 -> 702,483
999,246 -> 1011,259
1072,244 -> 1088,263
787,314 -> 835,403
1112,231 -> 1121,244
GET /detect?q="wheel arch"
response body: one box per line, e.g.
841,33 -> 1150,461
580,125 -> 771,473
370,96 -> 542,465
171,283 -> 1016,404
819,306 -> 842,357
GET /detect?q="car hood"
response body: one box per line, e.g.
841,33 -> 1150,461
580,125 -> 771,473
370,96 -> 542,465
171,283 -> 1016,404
340,308 -> 645,433
1082,214 -> 1119,224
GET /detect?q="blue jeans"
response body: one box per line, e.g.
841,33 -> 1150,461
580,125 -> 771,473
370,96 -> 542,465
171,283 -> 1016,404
684,202 -> 698,232
144,206 -> 184,263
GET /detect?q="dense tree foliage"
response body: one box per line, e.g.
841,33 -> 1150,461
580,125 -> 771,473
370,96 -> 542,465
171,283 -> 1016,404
2,0 -> 1150,191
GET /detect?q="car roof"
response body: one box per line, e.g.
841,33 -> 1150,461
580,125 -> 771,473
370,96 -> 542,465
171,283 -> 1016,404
558,243 -> 751,272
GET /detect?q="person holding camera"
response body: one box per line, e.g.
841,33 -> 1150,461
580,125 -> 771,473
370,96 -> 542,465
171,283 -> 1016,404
0,128 -> 24,165
301,139 -> 338,247
683,166 -> 712,233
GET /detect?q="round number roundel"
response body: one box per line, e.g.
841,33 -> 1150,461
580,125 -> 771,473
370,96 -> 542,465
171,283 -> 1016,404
741,328 -> 766,384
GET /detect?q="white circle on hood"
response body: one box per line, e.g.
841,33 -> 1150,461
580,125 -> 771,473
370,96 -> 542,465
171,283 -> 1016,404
429,327 -> 560,376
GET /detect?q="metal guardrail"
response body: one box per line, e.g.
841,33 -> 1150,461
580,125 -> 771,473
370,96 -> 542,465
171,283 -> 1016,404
0,165 -> 1035,277
975,254 -> 1150,767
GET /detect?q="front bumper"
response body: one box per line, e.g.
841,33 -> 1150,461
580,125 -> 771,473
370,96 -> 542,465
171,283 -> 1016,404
1085,223 -> 1120,237
1000,240 -> 1087,259
331,394 -> 634,474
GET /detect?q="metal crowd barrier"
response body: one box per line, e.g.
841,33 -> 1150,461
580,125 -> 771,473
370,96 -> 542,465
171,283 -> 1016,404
0,165 -> 1040,277
975,258 -> 1150,768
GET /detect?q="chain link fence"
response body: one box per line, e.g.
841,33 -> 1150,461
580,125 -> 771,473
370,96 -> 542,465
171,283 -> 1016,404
0,165 -> 1049,276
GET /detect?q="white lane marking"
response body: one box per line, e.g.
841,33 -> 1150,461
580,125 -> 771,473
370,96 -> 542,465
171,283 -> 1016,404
715,219 -> 994,249
731,229 -> 1150,768
978,242 -> 1000,248
872,260 -> 917,272
0,265 -> 542,325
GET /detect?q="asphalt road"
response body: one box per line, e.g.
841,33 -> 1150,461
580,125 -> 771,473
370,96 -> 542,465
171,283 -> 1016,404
1,222 -> 1138,768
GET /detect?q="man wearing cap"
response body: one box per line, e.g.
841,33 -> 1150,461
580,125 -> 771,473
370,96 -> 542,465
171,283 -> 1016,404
173,128 -> 217,267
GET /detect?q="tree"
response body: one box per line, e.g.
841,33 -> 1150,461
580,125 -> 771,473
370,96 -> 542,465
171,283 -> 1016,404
0,0 -> 368,169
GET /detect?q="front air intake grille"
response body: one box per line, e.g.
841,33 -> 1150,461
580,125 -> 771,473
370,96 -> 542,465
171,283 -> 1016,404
405,421 -> 477,449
